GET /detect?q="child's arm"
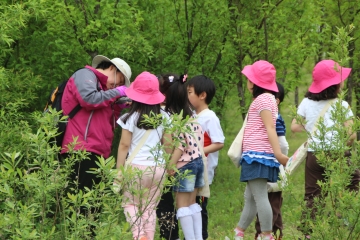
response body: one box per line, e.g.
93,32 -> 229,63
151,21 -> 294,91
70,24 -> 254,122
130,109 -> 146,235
116,129 -> 132,168
344,119 -> 356,145
204,143 -> 224,155
278,136 -> 289,155
261,110 -> 289,166
167,148 -> 183,176
291,117 -> 305,133
161,133 -> 173,154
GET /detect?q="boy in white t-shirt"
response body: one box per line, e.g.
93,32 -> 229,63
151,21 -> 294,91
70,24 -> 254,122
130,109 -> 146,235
187,75 -> 225,240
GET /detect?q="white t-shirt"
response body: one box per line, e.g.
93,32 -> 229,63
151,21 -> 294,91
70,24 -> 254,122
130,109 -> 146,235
195,109 -> 225,185
297,98 -> 353,151
117,111 -> 168,166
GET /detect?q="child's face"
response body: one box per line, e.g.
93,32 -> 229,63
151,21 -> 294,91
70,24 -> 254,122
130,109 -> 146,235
276,98 -> 280,105
187,86 -> 201,108
247,79 -> 254,93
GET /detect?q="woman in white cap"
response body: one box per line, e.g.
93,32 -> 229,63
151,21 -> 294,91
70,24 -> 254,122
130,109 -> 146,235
61,55 -> 131,219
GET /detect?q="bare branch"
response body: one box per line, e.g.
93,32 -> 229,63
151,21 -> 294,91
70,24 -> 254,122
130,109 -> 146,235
337,0 -> 346,26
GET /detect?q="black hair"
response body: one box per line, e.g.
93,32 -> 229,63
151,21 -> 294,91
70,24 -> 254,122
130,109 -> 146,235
96,61 -> 113,70
186,75 -> 215,105
121,100 -> 161,129
157,73 -> 180,95
96,61 -> 121,73
304,84 -> 340,101
276,82 -> 285,103
165,77 -> 193,119
252,84 -> 277,99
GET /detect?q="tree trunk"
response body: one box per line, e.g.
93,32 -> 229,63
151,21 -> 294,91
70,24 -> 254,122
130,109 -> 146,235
295,86 -> 299,108
346,38 -> 355,105
356,69 -> 360,141
237,77 -> 246,120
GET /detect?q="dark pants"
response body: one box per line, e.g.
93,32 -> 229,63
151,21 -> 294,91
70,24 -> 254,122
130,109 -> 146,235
300,151 -> 360,234
255,191 -> 283,239
196,196 -> 209,240
157,188 -> 179,240
63,152 -> 102,235
156,193 -> 209,240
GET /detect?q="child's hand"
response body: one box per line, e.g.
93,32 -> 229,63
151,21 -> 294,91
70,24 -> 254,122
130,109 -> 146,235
276,153 -> 289,166
167,169 -> 175,176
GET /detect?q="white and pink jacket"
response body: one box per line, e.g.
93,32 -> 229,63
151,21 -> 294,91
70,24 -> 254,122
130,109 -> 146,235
61,65 -> 124,158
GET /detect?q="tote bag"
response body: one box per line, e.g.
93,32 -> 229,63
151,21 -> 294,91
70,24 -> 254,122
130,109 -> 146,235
194,123 -> 210,198
227,114 -> 248,168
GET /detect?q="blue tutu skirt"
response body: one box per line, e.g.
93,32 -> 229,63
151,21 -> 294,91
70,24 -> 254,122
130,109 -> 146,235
240,151 -> 280,183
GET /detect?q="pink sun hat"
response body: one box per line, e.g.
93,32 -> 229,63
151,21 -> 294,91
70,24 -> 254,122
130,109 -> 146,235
125,71 -> 165,105
309,60 -> 352,93
241,60 -> 278,92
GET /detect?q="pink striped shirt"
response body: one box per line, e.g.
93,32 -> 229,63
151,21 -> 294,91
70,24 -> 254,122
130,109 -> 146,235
242,93 -> 278,154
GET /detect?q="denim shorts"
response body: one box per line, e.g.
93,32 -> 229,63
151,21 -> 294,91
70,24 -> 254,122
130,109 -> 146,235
173,157 -> 205,192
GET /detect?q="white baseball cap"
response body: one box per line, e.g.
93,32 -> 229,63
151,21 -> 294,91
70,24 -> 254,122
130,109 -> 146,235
92,55 -> 132,86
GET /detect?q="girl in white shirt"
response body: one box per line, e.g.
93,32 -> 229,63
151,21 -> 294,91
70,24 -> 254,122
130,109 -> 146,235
291,60 -> 360,239
116,71 -> 171,240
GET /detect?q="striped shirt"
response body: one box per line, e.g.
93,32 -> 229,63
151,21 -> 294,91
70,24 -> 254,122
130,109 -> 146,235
242,93 -> 278,154
276,113 -> 286,136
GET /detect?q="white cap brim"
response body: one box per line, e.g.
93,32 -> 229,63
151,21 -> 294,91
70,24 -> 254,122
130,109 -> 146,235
92,55 -> 131,86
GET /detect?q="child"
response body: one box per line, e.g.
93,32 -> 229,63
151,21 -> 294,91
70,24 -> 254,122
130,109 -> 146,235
156,73 -> 181,240
165,74 -> 205,240
254,82 -> 289,240
233,60 -> 288,240
186,75 -> 225,239
291,60 -> 360,239
116,71 -> 172,240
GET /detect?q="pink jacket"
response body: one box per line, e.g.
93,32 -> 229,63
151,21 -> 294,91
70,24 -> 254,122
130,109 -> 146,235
61,66 -> 124,158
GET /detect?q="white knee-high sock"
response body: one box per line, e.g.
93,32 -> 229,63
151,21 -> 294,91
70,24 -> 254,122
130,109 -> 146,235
177,207 -> 195,239
189,203 -> 203,240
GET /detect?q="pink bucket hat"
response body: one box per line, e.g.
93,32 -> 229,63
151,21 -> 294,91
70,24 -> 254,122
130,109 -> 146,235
241,60 -> 278,92
309,60 -> 352,93
125,71 -> 165,105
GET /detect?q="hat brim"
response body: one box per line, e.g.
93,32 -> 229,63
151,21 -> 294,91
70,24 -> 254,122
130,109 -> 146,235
125,88 -> 165,105
241,65 -> 278,92
309,67 -> 351,93
92,55 -> 130,87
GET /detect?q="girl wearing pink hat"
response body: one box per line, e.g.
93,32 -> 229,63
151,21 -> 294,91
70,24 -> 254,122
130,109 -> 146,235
233,60 -> 289,240
116,71 -> 172,240
291,60 -> 360,239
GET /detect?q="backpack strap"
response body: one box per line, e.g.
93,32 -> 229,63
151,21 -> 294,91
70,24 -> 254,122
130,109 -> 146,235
125,130 -> 152,165
311,98 -> 337,134
68,104 -> 82,119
